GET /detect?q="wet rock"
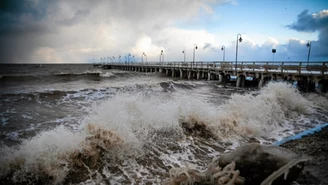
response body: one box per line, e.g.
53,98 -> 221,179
219,143 -> 307,185
281,127 -> 328,185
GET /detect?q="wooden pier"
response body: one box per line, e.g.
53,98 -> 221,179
101,61 -> 328,92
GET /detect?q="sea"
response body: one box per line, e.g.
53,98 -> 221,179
0,64 -> 327,184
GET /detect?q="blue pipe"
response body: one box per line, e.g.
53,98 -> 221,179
273,123 -> 328,146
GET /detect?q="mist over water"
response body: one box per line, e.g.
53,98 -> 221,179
0,64 -> 327,184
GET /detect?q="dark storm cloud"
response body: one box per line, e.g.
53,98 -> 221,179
0,0 -> 54,64
286,9 -> 328,59
0,0 -> 53,36
313,28 -> 328,57
287,10 -> 328,32
0,0 -> 57,62
0,21 -> 52,36
0,0 -> 47,18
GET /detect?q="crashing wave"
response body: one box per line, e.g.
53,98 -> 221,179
179,82 -> 312,142
0,82 -> 316,184
0,124 -> 126,184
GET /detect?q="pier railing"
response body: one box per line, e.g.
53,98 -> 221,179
106,61 -> 327,76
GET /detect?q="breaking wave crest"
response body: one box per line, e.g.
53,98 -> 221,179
53,71 -> 102,76
306,93 -> 328,110
179,82 -> 312,142
0,123 -> 142,184
0,82 -> 313,184
99,71 -> 115,77
0,71 -> 119,83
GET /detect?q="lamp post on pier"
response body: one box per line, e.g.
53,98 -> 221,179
128,53 -> 131,63
272,49 -> 276,62
133,55 -> 135,62
221,46 -> 225,62
143,52 -> 147,62
306,41 -> 311,66
235,33 -> 243,75
161,50 -> 164,63
119,55 -> 121,63
182,50 -> 186,62
193,44 -> 198,63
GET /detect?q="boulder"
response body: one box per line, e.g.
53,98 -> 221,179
219,143 -> 309,185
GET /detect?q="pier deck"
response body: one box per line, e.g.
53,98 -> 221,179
101,61 -> 328,91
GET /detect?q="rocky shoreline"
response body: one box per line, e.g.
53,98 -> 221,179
281,127 -> 328,185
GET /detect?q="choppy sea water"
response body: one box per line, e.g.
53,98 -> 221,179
0,64 -> 327,184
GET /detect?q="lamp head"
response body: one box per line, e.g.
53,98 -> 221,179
239,37 -> 243,42
306,42 -> 311,47
182,50 -> 184,53
221,47 -> 224,51
195,45 -> 198,49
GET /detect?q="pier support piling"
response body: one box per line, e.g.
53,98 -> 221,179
236,75 -> 246,87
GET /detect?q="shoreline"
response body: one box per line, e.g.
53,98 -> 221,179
281,126 -> 328,185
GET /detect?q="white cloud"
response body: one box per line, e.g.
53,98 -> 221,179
313,9 -> 328,18
262,37 -> 279,48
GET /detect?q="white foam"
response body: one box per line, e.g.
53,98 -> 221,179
1,117 -> 9,126
0,126 -> 86,183
5,132 -> 19,141
83,82 -> 313,147
82,92 -> 183,155
53,70 -> 102,76
22,114 -> 33,119
305,93 -> 328,110
100,72 -> 114,77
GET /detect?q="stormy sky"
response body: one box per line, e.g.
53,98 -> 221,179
0,0 -> 327,63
